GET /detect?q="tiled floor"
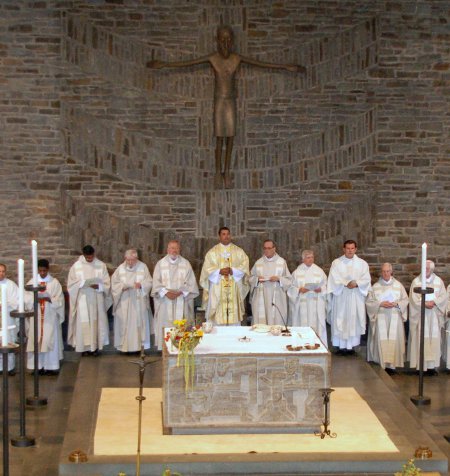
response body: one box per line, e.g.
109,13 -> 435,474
1,345 -> 449,476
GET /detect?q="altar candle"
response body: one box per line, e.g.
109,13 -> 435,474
421,243 -> 427,290
18,258 -> 24,312
1,284 -> 8,346
32,240 -> 38,287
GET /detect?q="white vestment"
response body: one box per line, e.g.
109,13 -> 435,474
151,255 -> 199,350
200,243 -> 249,325
366,278 -> 408,369
408,274 -> 447,370
25,275 -> 65,370
288,263 -> 328,346
111,261 -> 153,352
327,254 -> 371,349
67,256 -> 112,352
0,279 -> 18,371
249,254 -> 291,326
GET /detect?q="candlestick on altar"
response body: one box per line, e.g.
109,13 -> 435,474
31,240 -> 38,287
25,283 -> 48,407
421,243 -> 427,290
10,309 -> 35,447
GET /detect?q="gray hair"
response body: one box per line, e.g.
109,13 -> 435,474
124,249 -> 138,259
426,260 -> 435,273
381,262 -> 393,272
301,250 -> 314,260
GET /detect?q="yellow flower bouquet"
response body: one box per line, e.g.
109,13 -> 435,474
165,319 -> 203,392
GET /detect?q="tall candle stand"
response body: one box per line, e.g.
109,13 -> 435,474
410,286 -> 433,406
315,388 -> 337,439
1,342 -> 19,476
10,309 -> 35,447
129,346 -> 156,476
25,284 -> 48,407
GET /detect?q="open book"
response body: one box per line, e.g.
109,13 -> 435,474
84,277 -> 102,287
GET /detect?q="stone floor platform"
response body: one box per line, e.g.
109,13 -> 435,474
58,353 -> 449,475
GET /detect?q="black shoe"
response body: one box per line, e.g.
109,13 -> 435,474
81,351 -> 90,356
8,369 -> 16,377
44,370 -> 59,376
385,368 -> 396,376
38,368 -> 46,375
92,349 -> 100,357
335,349 -> 344,355
425,369 -> 438,376
346,349 -> 356,356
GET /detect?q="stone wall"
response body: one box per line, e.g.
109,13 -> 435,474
0,0 -> 448,290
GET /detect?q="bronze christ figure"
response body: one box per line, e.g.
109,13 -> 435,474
147,26 -> 306,188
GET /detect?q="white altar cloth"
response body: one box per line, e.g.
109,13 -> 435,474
164,326 -> 326,355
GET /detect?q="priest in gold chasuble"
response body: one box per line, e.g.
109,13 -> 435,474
200,227 -> 249,325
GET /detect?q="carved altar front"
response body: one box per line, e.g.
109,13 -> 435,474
162,326 -> 330,434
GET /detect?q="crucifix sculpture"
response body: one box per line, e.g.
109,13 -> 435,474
147,25 -> 306,188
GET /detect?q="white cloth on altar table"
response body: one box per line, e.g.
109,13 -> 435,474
0,278 -> 18,371
366,278 -> 408,369
288,263 -> 328,346
25,274 -> 64,370
164,326 -> 327,355
199,243 -> 249,325
151,254 -> 199,350
249,254 -> 292,326
67,256 -> 112,352
327,254 -> 371,349
111,260 -> 153,352
408,274 -> 447,370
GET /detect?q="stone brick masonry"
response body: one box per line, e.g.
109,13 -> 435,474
0,0 -> 448,292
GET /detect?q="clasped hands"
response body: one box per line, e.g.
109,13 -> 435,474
166,290 -> 182,300
346,280 -> 358,289
380,301 -> 397,308
220,267 -> 233,277
299,286 -> 321,294
123,283 -> 142,291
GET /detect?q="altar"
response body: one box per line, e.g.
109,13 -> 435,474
162,326 -> 330,435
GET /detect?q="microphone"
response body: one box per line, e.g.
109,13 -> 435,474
271,301 -> 291,336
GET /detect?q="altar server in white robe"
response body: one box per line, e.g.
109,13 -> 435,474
25,259 -> 64,374
152,240 -> 199,350
0,263 -> 18,374
250,240 -> 292,326
288,250 -> 328,346
366,263 -> 408,372
67,245 -> 112,355
200,227 -> 249,326
408,260 -> 447,373
327,240 -> 371,354
111,249 -> 153,353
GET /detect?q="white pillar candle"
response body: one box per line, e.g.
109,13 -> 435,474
32,240 -> 38,287
18,258 -> 25,312
421,243 -> 427,290
1,283 -> 8,346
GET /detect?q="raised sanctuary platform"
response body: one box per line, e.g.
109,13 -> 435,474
162,326 -> 330,435
59,353 -> 449,476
